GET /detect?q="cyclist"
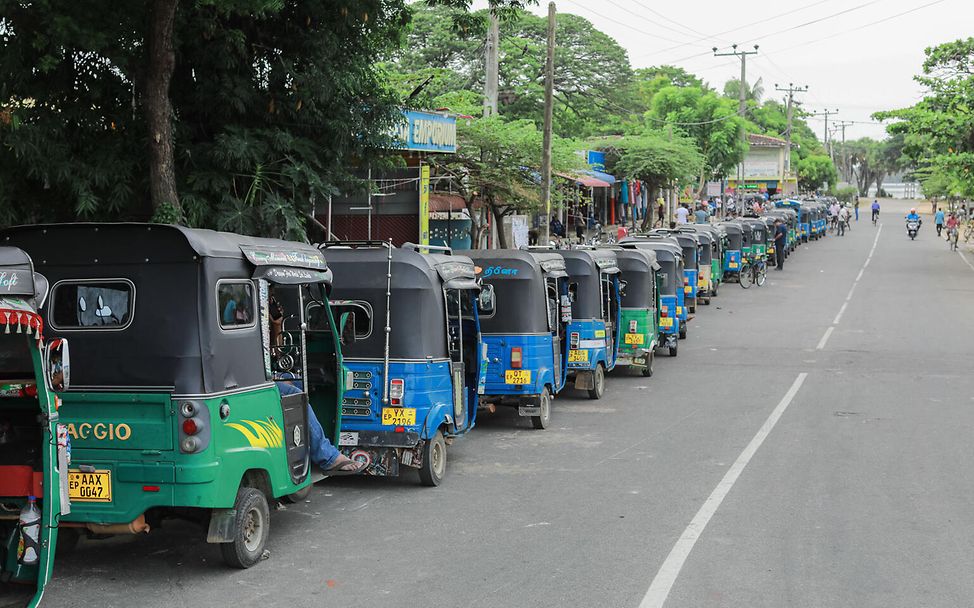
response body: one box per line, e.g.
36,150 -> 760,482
934,207 -> 945,237
946,212 -> 960,249
871,200 -> 880,224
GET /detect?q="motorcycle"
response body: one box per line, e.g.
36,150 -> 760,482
906,219 -> 920,240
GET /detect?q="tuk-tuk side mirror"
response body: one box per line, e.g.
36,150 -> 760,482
45,338 -> 70,392
618,279 -> 627,297
477,284 -> 496,316
339,312 -> 356,347
568,282 -> 578,303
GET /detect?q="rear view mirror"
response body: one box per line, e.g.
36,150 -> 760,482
618,279 -> 627,297
568,282 -> 578,303
339,312 -> 356,347
46,338 -> 70,392
477,284 -> 496,316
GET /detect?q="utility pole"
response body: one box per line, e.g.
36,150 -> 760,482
808,108 -> 839,156
774,83 -> 807,177
483,13 -> 500,117
835,120 -> 853,182
714,44 -> 759,198
540,2 -> 556,243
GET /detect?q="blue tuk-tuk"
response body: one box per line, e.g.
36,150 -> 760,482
719,222 -> 744,279
653,230 -> 701,313
321,242 -> 491,486
619,239 -> 684,355
468,250 -> 568,429
552,248 -> 621,400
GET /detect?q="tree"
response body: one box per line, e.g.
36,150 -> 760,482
796,155 -> 838,192
594,131 -> 704,228
648,85 -> 746,193
1,1 -> 413,238
723,77 -> 764,104
427,111 -> 583,248
875,37 -> 974,199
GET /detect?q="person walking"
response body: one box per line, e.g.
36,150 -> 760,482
694,204 -> 709,224
675,204 -> 690,224
773,219 -> 787,270
935,207 -> 945,237
838,205 -> 851,236
854,196 -> 860,222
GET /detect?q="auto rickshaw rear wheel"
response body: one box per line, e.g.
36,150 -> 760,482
419,430 -> 447,487
531,387 -> 552,429
588,364 -> 606,400
642,352 -> 655,376
668,341 -> 678,357
220,486 -> 270,569
678,324 -> 687,339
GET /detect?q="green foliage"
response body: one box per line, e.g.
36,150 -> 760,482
796,155 -> 838,192
875,37 -> 974,199
595,132 -> 704,190
1,1 -> 411,238
831,186 -> 858,203
723,77 -> 764,104
648,86 -> 746,180
427,114 -> 584,246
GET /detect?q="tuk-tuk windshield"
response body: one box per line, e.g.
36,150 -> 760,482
657,261 -> 677,295
477,275 -> 549,334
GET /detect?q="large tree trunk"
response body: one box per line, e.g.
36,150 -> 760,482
145,0 -> 180,214
490,202 -> 508,249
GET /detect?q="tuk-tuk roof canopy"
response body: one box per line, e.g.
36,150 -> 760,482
467,249 -> 567,279
619,240 -> 682,261
467,250 -> 557,334
611,248 -> 660,309
2,223 -> 331,284
718,222 -> 743,234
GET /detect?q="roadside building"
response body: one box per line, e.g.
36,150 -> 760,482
727,133 -> 798,198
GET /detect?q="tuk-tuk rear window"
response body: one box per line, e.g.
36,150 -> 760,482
218,281 -> 256,330
50,279 -> 134,330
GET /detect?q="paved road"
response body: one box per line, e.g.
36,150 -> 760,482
36,201 -> 974,608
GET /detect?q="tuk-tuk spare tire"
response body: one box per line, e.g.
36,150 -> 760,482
419,430 -> 447,487
220,487 -> 270,569
531,387 -> 552,430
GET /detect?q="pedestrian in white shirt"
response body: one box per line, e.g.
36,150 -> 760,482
675,205 -> 690,224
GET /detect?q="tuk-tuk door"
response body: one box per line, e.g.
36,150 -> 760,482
445,289 -> 470,432
545,277 -> 563,390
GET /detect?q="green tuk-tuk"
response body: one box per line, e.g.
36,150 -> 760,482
611,248 -> 662,376
3,224 -> 355,570
0,247 -> 66,608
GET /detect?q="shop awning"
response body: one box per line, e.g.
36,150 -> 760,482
582,169 -> 617,185
556,172 -> 611,188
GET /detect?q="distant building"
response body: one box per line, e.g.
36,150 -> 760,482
727,133 -> 798,197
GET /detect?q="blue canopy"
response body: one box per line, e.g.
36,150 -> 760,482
581,169 -> 617,185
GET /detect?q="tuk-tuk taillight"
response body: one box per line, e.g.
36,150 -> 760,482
390,379 -> 405,406
660,307 -> 668,317
182,418 -> 203,436
511,347 -> 522,369
684,277 -> 689,285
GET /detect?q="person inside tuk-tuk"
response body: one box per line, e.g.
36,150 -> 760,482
269,286 -> 365,476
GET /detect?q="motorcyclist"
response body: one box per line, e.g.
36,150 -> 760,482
905,208 -> 922,234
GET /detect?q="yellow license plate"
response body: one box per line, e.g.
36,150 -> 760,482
676,307 -> 683,315
624,333 -> 644,345
660,318 -> 673,328
684,286 -> 692,293
68,469 -> 112,503
568,350 -> 588,362
505,370 -> 532,384
381,407 -> 416,426
594,330 -> 606,338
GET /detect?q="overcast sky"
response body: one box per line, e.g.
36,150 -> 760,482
474,0 -> 971,140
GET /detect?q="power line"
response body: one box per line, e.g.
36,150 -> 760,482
741,0 -> 885,46
638,0 -> 835,58
559,0 -> 686,46
622,0 -> 732,44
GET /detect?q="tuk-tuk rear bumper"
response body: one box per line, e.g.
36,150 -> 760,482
338,430 -> 424,477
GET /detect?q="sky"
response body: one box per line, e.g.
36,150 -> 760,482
476,0 -> 972,140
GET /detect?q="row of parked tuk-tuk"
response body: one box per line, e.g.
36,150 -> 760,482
0,204 -> 831,605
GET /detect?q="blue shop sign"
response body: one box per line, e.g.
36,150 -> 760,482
587,150 -> 607,171
392,110 -> 457,153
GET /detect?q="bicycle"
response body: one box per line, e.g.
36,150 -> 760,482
872,211 -> 879,226
738,256 -> 767,289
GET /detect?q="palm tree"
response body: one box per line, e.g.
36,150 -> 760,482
723,77 -> 764,103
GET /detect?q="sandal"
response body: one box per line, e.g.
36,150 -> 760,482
325,455 -> 367,476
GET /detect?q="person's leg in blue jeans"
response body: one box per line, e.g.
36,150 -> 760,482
275,381 -> 341,469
